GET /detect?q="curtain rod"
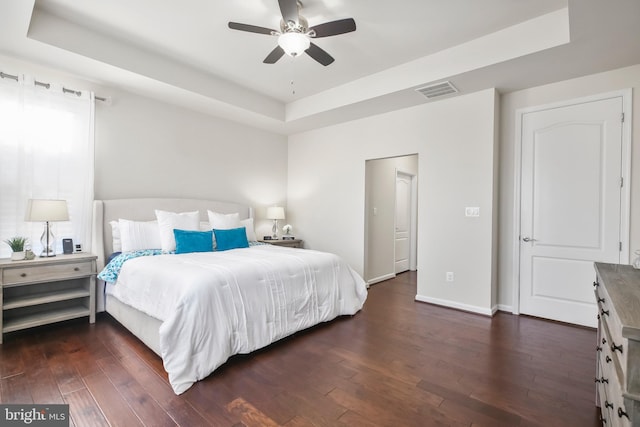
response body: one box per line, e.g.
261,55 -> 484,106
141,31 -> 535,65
0,71 -> 108,102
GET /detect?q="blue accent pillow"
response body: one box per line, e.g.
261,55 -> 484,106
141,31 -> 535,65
214,227 -> 249,251
173,229 -> 213,254
107,251 -> 122,264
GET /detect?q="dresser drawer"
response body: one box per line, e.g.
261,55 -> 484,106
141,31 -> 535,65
594,263 -> 640,426
2,261 -> 94,286
597,286 -> 628,381
605,356 -> 632,427
598,375 -> 618,426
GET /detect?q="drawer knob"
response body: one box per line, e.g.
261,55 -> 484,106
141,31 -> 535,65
598,297 -> 605,303
600,377 -> 609,384
602,337 -> 607,345
601,309 -> 610,317
74,267 -> 80,271
611,343 -> 623,354
618,408 -> 629,420
606,355 -> 612,363
20,273 -> 27,277
605,401 -> 614,409
596,346 -> 603,352
593,281 -> 600,287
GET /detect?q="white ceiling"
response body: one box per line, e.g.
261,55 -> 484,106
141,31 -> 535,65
0,0 -> 639,134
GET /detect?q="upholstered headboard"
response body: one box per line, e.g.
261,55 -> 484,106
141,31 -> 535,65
91,198 -> 253,270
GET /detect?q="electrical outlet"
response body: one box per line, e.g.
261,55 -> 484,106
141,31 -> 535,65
446,272 -> 454,282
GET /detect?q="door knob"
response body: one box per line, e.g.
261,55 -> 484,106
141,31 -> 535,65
522,236 -> 537,242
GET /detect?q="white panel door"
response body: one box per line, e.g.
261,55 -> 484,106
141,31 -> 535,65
395,173 -> 411,273
519,96 -> 623,327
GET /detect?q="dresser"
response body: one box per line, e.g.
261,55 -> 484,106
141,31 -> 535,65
0,253 -> 97,344
594,263 -> 640,426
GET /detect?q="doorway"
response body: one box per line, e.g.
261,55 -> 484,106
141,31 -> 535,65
513,90 -> 631,327
364,154 -> 418,285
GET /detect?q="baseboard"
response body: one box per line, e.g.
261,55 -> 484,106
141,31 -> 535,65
367,273 -> 396,286
496,304 -> 513,313
415,294 -> 495,316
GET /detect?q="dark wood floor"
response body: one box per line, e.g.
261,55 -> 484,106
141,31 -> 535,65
0,272 -> 601,426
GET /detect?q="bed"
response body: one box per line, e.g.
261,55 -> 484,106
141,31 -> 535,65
91,198 -> 367,394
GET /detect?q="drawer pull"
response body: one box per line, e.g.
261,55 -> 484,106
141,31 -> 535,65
600,416 -> 607,424
598,297 -> 605,303
74,267 -> 80,271
601,309 -> 609,317
611,343 -> 623,354
600,377 -> 609,384
595,377 -> 601,383
596,346 -> 603,352
606,355 -> 612,363
602,337 -> 607,345
20,273 -> 27,277
594,281 -> 600,287
605,401 -> 614,409
618,408 -> 629,420
597,314 -> 600,320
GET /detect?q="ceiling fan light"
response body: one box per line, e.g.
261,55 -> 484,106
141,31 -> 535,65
278,32 -> 310,57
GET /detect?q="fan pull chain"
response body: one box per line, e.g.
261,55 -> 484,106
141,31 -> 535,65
290,57 -> 298,96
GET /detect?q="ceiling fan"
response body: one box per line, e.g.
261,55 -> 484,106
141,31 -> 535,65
228,0 -> 356,66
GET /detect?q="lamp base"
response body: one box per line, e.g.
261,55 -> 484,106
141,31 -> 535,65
40,221 -> 57,257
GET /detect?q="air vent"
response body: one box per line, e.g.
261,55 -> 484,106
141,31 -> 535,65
415,81 -> 458,99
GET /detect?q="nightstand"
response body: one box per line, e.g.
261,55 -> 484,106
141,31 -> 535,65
259,239 -> 303,249
0,253 -> 97,343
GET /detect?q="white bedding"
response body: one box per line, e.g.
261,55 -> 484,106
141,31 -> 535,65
106,244 -> 367,394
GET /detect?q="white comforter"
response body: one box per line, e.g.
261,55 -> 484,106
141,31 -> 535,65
106,245 -> 367,394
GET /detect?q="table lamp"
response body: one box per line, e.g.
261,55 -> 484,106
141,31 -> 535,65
266,206 -> 285,240
25,199 -> 69,257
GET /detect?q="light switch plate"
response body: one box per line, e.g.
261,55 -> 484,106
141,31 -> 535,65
465,207 -> 480,217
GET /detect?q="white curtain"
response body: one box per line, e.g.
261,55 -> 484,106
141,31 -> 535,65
0,74 -> 95,258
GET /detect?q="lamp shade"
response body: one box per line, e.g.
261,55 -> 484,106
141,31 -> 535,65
278,32 -> 310,57
25,199 -> 69,222
266,206 -> 285,220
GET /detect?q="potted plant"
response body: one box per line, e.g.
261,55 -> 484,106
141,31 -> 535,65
4,237 -> 28,261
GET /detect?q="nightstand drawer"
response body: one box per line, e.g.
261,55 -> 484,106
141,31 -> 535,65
2,261 -> 93,286
259,239 -> 303,248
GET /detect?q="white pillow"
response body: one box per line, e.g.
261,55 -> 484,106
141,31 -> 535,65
119,219 -> 162,252
207,210 -> 240,230
109,220 -> 122,252
240,218 -> 257,242
155,210 -> 200,252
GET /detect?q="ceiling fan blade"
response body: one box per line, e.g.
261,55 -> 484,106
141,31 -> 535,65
278,0 -> 299,25
310,18 -> 356,38
305,42 -> 334,66
228,22 -> 276,35
263,46 -> 285,64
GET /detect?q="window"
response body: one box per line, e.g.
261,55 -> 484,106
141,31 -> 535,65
0,75 -> 94,258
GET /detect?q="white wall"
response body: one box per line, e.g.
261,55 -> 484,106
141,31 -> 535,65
498,64 -> 640,309
364,155 -> 418,283
289,89 -> 499,314
94,87 -> 288,236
